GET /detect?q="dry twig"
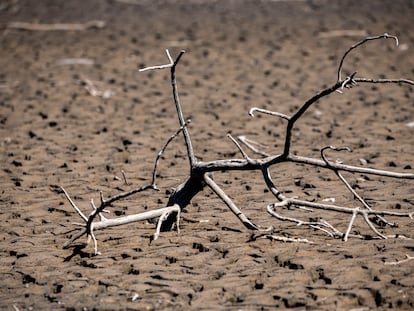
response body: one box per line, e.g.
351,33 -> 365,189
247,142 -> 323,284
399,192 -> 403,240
7,20 -> 105,31
318,30 -> 368,38
384,254 -> 414,265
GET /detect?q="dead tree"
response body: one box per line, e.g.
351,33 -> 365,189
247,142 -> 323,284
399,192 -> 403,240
60,34 -> 413,255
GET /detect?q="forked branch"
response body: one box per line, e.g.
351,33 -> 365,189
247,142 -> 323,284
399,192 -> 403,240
60,34 -> 413,255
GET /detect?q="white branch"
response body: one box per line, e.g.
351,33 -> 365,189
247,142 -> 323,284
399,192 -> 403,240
238,136 -> 269,157
343,208 -> 359,242
204,174 -> 259,230
60,33 -> 413,255
153,204 -> 181,241
384,254 -> 414,265
7,21 -> 106,31
249,107 -> 290,120
91,206 -> 180,230
139,49 -> 174,72
60,187 -> 87,222
261,234 -> 314,244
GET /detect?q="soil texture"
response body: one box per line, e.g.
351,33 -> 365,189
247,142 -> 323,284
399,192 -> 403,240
0,0 -> 413,310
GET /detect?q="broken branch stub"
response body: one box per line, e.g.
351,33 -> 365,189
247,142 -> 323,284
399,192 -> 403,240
60,35 -> 413,254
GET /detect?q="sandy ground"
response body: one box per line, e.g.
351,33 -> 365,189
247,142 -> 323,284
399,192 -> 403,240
0,0 -> 413,309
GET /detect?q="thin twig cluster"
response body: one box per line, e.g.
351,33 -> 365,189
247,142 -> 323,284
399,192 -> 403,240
60,34 -> 413,255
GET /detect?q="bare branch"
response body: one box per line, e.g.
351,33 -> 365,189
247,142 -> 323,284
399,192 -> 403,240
194,153 -> 414,180
62,206 -> 183,252
140,50 -> 196,167
91,199 -> 108,221
287,154 -> 414,179
60,33 -> 413,254
151,119 -> 192,189
60,187 -> 87,222
227,134 -> 252,162
282,81 -> 343,157
237,136 -> 270,157
321,146 -> 396,227
262,168 -> 286,201
170,51 -> 196,167
139,49 -> 174,72
267,201 -> 343,238
249,107 -> 291,120
91,206 -> 181,230
267,197 -> 411,241
354,77 -> 414,86
361,212 -> 387,239
153,204 -> 181,241
204,174 -> 259,230
318,29 -> 368,38
337,33 -> 398,81
121,170 -> 129,186
384,254 -> 414,265
284,197 -> 413,218
343,208 -> 359,241
261,234 -> 314,244
7,20 -> 106,31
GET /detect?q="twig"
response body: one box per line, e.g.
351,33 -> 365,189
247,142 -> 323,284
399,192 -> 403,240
354,77 -> 414,86
286,154 -> 414,179
121,170 -> 129,186
237,136 -> 269,157
238,136 -> 268,150
61,119 -> 195,252
82,77 -> 114,99
321,147 -> 368,205
193,152 -> 414,179
338,33 -> 398,81
267,197 -> 412,240
321,146 -> 397,227
151,119 -> 191,189
262,234 -> 314,244
227,134 -> 252,162
139,49 -> 174,72
361,212 -> 387,239
318,30 -> 368,38
283,197 -> 412,218
170,51 -> 196,167
56,58 -> 94,66
343,208 -> 359,241
249,107 -> 291,120
262,168 -> 286,201
140,50 -> 196,167
7,20 -> 105,31
267,201 -> 344,238
90,206 -> 181,230
204,174 -> 258,230
384,254 -> 414,265
63,205 -> 182,253
153,204 -> 181,241
60,187 -> 87,222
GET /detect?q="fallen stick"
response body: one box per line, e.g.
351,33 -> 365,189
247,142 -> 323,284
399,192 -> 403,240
56,58 -> 94,66
7,20 -> 105,31
318,30 -> 368,38
384,254 -> 414,265
60,35 -> 414,255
